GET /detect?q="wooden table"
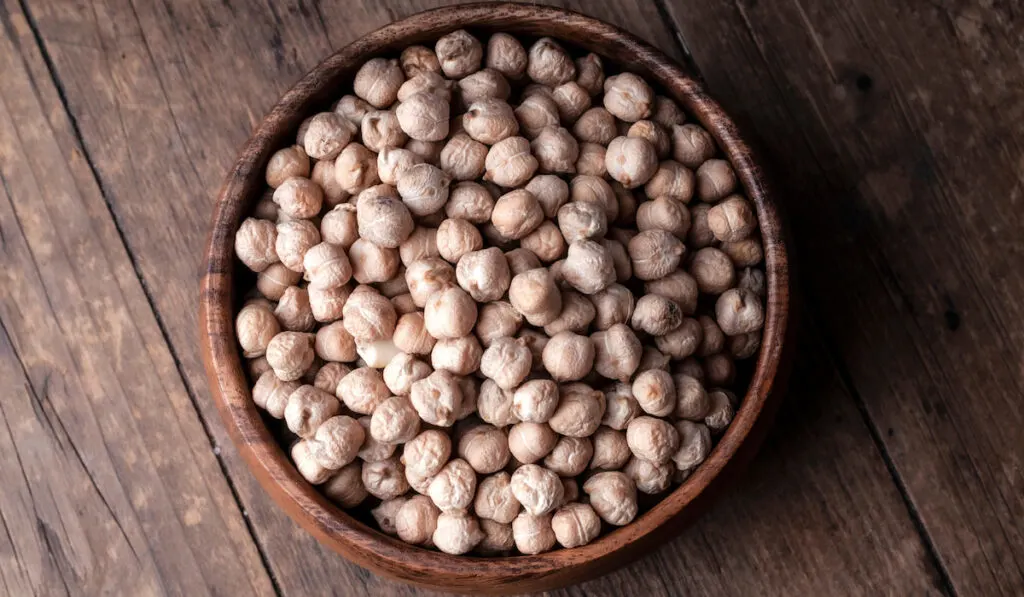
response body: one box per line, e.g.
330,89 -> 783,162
1,0 -> 1021,595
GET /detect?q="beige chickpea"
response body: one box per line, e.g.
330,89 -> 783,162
424,286 -> 478,340
392,312 -> 436,357
674,373 -> 711,421
266,331 -> 315,382
485,32 -> 527,78
632,369 -> 676,417
703,353 -> 736,388
462,98 -> 518,146
591,283 -> 635,331
504,248 -> 542,277
445,181 -> 494,223
335,143 -> 380,195
237,302 -> 280,358
557,200 -> 607,244
428,458 -> 477,512
395,163 -> 450,218
395,494 -> 440,546
612,184 -> 637,226
590,426 -> 631,471
256,262 -> 302,301
266,145 -> 310,189
252,371 -> 299,418
301,242 -> 352,291
549,383 -> 604,438
653,96 -> 686,128
697,315 -> 726,357
395,91 -> 450,142
320,204 -> 358,249
314,321 -> 357,363
356,417 -> 397,462
572,107 -> 616,145
671,123 -> 716,169
526,37 -> 575,85
478,337 -> 531,390
510,464 -> 563,516
707,194 -> 756,242
696,158 -> 738,203
348,238 -> 399,284
371,496 -> 409,536
312,160 -> 351,208
637,346 -> 671,374
569,175 -> 618,221
292,439 -> 332,484
235,218 -> 278,272
602,238 -> 633,279
307,415 -> 364,470
550,502 -> 601,549
397,71 -> 453,104
405,257 -> 456,308
304,113 -> 355,162
510,512 -> 555,555
273,176 -> 323,220
353,58 -> 404,108
284,385 -> 340,438
632,294 -> 683,336
626,416 -> 679,464
508,268 -> 562,326
551,81 -> 591,124
337,366 -> 389,414
689,247 -> 736,295
476,518 -> 515,554
716,288 -> 765,336
457,376 -> 481,420
314,362 -> 351,394
483,136 -> 538,188
574,142 -> 606,178
510,379 -> 558,423
729,331 -> 761,360
627,229 -> 685,281
435,29 -> 483,78
488,190 -> 544,242
605,136 -> 659,189
403,429 -> 451,479
519,177 -> 565,221
591,324 -> 642,382
355,338 -> 401,369
361,110 -> 407,154
674,419 -> 713,470
645,270 -> 699,315
404,139 -> 444,166
514,93 -> 560,140
628,120 -> 671,159
474,301 -> 523,347
334,95 -> 372,127
410,370 -> 463,427
531,126 -> 579,174
309,284 -> 353,324
378,148 -> 424,192
363,456 -> 409,500
341,286 -> 396,343
377,269 -> 410,299
624,456 -> 673,495
433,511 -> 485,555
720,238 -> 763,267
541,331 -> 594,383
458,68 -> 511,107
400,45 -> 441,78
686,202 -> 715,249
274,286 -> 315,332
654,317 -> 703,359
602,383 -> 640,430
543,290 -> 596,336
369,395 -> 420,444
437,133 -> 487,182
322,461 -> 368,507
435,218 -> 483,263
603,73 -> 653,122
583,471 -> 637,526
518,221 -> 565,264
562,239 -> 616,296
642,193 -> 692,241
456,247 -> 511,302
506,422 -> 556,465
457,424 -> 511,474
382,352 -> 432,396
477,379 -> 519,428
543,436 -> 592,477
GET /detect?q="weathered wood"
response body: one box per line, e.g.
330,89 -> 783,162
18,0 -> 949,594
0,4 -> 275,596
659,0 -> 1024,594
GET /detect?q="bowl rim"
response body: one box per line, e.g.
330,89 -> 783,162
199,2 -> 790,592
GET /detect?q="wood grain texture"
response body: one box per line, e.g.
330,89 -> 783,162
659,0 -> 1024,594
14,0 -> 955,595
0,3 -> 274,596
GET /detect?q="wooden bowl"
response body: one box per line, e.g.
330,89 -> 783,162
199,3 -> 792,593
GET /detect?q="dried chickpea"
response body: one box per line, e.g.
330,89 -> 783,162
396,495 -> 440,546
274,286 -> 315,332
541,331 -> 594,383
504,248 -> 542,276
378,149 -> 424,192
590,427 -> 631,471
644,272 -> 697,316
478,379 -> 519,428
357,416 -> 397,462
637,346 -> 671,374
404,138 -> 444,166
569,175 -> 617,221
292,439 -> 331,484
674,419 -> 713,470
396,91 -> 451,142
486,33 -> 528,78
557,200 -> 607,243
320,204 -> 358,248
361,109 -> 407,153
363,456 -> 409,500
307,414 -> 364,470
716,288 -> 765,336
252,193 -> 279,221
477,518 -> 515,554
253,370 -> 300,418
515,94 -> 560,140
458,424 -> 511,474
438,133 -> 488,182
382,352 -> 432,396
583,471 -> 637,526
591,324 -> 642,382
456,376 -> 479,420
570,52 -> 603,95
336,366 -> 388,414
391,312 -> 434,357
654,317 -> 703,359
444,181 -> 494,223
627,229 -> 685,281
334,95 -> 372,127
549,383 -> 604,438
647,162 -> 695,210
301,242 -> 351,290
562,239 -> 616,295
237,302 -> 280,358
626,416 -> 679,464
405,467 -> 434,495
424,286 -> 478,340
400,45 -> 441,78
235,218 -> 279,272
309,284 -> 352,323
372,496 -> 409,537
401,430 -> 450,479
507,422 -> 557,464
551,81 -> 591,124
428,458 -> 477,512
348,238 -> 399,284
397,71 -> 453,104
410,370 -> 463,427
696,159 -> 738,203
322,461 -> 368,507
602,383 -> 640,430
314,362 -> 351,394
673,373 -> 710,421
436,218 -> 483,263
543,290 -> 596,336
603,73 -> 653,122
632,369 -> 676,417
458,69 -> 511,106
273,176 -> 323,219
436,30 -> 483,78
684,203 -> 714,250
632,294 -> 684,336
285,385 -> 340,438
531,127 -> 579,174
572,107 -> 616,145
550,502 -> 601,549
707,195 -> 756,242
508,268 -> 562,326
311,160 -> 350,207
314,320 -> 357,363
431,335 -> 483,376
483,136 -> 538,188
335,143 -> 380,195
628,120 -> 671,159
433,511 -> 485,555
729,331 -> 761,359
606,136 -> 659,189
266,331 -> 315,382
474,301 -> 522,347
519,221 -> 565,264
689,247 -> 736,294
510,464 -> 563,516
527,37 -> 575,86
591,283 -> 635,330
395,163 -> 450,217
461,99 -> 517,146
354,58 -> 404,108
544,437 -> 593,477
479,337 -> 532,390
370,395 -> 421,444
454,247 -> 510,303
651,96 -> 684,128
624,456 -> 673,495
508,379 -> 557,424
721,238 -> 763,267
342,288 -> 396,343
266,145 -> 310,189
512,512 -> 557,555
405,257 -> 455,308
696,315 -> 726,357
575,142 -> 607,178
671,123 -> 716,169
603,240 -> 631,285
704,353 -> 736,388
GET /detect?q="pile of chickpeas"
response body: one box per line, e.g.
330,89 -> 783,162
234,29 -> 766,556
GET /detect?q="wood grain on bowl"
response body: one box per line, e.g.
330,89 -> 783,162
199,3 -> 792,593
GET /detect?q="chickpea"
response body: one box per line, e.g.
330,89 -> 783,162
314,321 -> 357,363
433,511 -> 485,555
372,496 -> 410,536
604,136 -> 659,190
273,176 -> 323,219
508,268 -> 562,326
737,267 -> 766,299
428,458 -> 477,512
266,145 -> 310,188
313,362 -> 351,394
543,290 -> 596,336
544,436 -> 593,477
363,456 -> 410,501
729,331 -> 762,359
531,126 -> 579,174
526,37 -> 575,86
687,202 -> 716,249
721,238 -> 764,267
404,138 -> 444,166
573,107 -> 617,145
557,200 -> 607,243
410,370 -> 463,427
627,229 -> 685,281
507,422 -> 557,464
394,495 -> 440,546
541,331 -> 594,382
378,147 -> 424,188
603,73 -> 653,122
440,133 -> 488,181
475,301 -> 524,347
574,52 -> 604,95
341,286 -> 396,343
382,352 -> 431,397
309,284 -> 353,323
393,312 -> 436,356
591,324 -> 642,382
424,286 -> 478,339
602,383 -> 640,430
674,373 -> 711,421
478,379 -> 519,428
654,317 -> 703,359
395,163 -> 450,217
319,203 -> 358,249
480,337 -> 532,390
445,181 -> 494,223
334,95 -> 372,127
334,143 -> 380,195
357,416 -> 397,462
361,110 -> 408,153
458,68 -> 511,107
435,218 -> 482,264
591,283 -> 636,330
645,270 -> 699,315
435,29 -> 483,78
430,335 -> 483,377
626,416 -> 679,464
696,159 -> 738,202
395,91 -> 450,142
311,159 -> 350,208
405,258 -> 455,308
397,71 -> 453,104
463,98 -> 519,145
624,456 -> 673,495
590,427 -> 631,471
637,346 -> 671,374
284,385 -> 340,439
476,519 -> 515,555
562,239 -> 616,295
697,315 -> 726,357
489,189 -> 545,242
307,414 -> 364,471
632,294 -> 684,336
570,175 -> 618,222
671,123 -> 716,169
336,366 -> 389,414
551,502 -> 601,548
236,302 -> 280,358
266,331 -> 315,382
674,420 -> 713,470
252,371 -> 300,419
510,464 -> 563,516
483,136 -> 538,188
486,33 -> 528,79
707,195 -> 756,242
504,248 -> 542,276
549,383 -> 604,438
570,143 -> 605,179
551,81 -> 591,124
256,262 -> 302,302
512,512 -> 557,555
632,369 -> 676,417
689,247 -> 736,294
275,219 -> 319,273
292,439 -> 331,484
403,429 -> 452,477
508,379 -> 557,424
524,174 -> 569,219
353,57 -> 404,108
703,353 -> 736,388
322,461 -> 368,507
273,286 -> 314,332
400,45 -> 441,78
716,288 -> 765,336
458,424 -> 511,474
628,120 -> 671,159
583,471 -> 637,526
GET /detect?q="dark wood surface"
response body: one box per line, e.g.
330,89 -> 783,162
0,0 -> 1019,595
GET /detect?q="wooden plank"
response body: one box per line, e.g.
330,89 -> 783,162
21,0 -> 946,593
658,0 -> 1024,594
0,5 -> 275,596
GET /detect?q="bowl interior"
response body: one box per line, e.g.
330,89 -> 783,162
200,3 -> 789,593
